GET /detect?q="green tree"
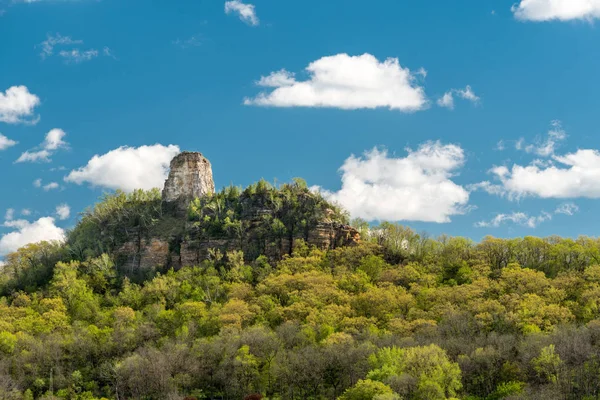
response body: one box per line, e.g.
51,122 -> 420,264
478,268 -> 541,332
367,345 -> 462,399
339,379 -> 397,400
532,344 -> 562,384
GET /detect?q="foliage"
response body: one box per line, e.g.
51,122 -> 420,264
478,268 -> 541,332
339,379 -> 397,400
188,179 -> 349,259
67,189 -> 164,261
2,182 -> 600,398
367,345 -> 461,399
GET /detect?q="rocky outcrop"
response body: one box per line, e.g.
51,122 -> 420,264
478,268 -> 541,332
116,152 -> 361,272
162,152 -> 215,215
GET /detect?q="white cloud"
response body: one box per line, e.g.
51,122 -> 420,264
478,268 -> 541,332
59,49 -> 99,63
476,211 -> 552,228
256,69 -> 296,87
437,92 -> 455,109
512,0 -> 600,21
472,122 -> 600,200
43,128 -> 68,150
102,47 -> 115,58
476,201 -> 578,229
65,144 -> 180,192
517,121 -> 566,157
437,85 -> 480,110
4,209 -> 14,221
4,219 -> 29,230
0,86 -> 41,125
225,0 -> 259,26
33,179 -> 42,188
0,217 -> 65,256
16,150 -> 51,163
38,33 -> 83,59
37,33 -> 112,64
245,53 -> 428,112
55,204 -> 70,220
0,134 -> 17,150
457,86 -> 480,102
16,129 -> 68,163
318,142 -> 470,223
555,202 -> 579,215
468,180 -> 507,196
483,149 -> 600,199
21,209 -> 31,216
43,182 -> 59,191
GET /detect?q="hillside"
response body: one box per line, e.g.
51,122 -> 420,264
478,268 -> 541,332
2,154 -> 600,399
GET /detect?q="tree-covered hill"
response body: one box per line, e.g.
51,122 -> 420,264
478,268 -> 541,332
2,182 -> 600,399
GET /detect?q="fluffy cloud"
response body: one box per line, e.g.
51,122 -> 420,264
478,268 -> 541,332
244,53 -> 427,112
225,0 -> 259,25
0,134 -> 17,150
437,86 -> 480,110
44,128 -> 68,150
318,142 -> 470,223
0,217 -> 65,256
471,122 -> 600,200
55,204 -> 70,220
16,128 -> 68,163
475,148 -> 600,200
512,0 -> 600,21
0,86 -> 41,124
476,211 -> 552,228
65,144 -> 180,192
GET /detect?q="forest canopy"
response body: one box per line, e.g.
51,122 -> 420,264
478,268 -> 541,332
1,184 -> 600,399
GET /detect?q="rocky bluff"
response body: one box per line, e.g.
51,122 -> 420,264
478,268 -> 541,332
117,152 -> 360,271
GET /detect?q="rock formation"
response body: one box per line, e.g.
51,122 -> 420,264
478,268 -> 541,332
117,151 -> 360,272
162,152 -> 215,214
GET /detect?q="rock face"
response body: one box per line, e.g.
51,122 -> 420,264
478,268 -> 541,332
177,222 -> 361,268
117,237 -> 171,274
162,152 -> 215,214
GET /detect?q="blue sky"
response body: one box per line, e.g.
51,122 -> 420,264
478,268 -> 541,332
2,0 -> 600,257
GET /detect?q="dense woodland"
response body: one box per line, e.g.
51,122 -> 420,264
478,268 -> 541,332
3,183 -> 600,399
